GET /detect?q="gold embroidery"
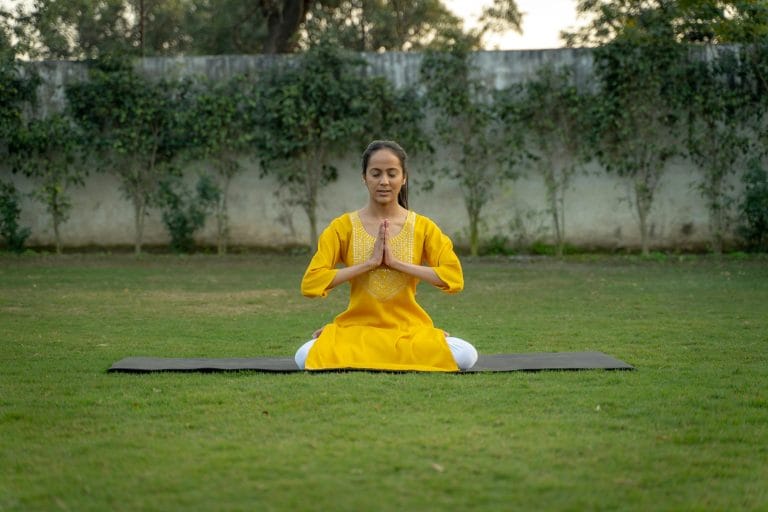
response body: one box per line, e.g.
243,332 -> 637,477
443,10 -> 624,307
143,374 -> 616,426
351,211 -> 415,301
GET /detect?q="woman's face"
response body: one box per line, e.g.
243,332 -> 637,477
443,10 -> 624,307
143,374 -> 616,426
364,148 -> 406,206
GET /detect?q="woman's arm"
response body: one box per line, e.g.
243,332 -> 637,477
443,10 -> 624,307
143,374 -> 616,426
385,257 -> 446,287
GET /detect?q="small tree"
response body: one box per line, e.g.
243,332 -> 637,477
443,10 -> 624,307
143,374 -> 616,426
684,47 -> 752,254
15,114 -> 85,254
156,173 -> 220,253
253,42 -> 386,247
502,64 -> 591,257
589,17 -> 687,255
66,57 -> 186,255
182,76 -> 251,255
420,36 -> 521,256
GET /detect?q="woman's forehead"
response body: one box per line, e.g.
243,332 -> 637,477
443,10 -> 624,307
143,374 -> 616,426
367,149 -> 402,168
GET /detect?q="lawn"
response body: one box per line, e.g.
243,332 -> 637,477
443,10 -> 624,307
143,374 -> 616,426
1,253 -> 766,511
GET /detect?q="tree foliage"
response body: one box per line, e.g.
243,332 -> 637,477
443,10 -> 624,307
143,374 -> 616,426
7,0 -> 525,58
301,0 -> 462,51
10,0 -> 315,58
564,0 -> 767,46
0,52 -> 38,163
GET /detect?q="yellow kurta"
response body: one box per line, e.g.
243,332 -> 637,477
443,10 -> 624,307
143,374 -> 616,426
301,210 -> 463,372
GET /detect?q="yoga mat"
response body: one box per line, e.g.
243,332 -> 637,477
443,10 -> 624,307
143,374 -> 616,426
108,351 -> 633,373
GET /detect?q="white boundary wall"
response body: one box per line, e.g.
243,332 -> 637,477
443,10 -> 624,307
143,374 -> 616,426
4,50 -> 739,251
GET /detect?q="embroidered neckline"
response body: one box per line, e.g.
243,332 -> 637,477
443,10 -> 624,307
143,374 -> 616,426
354,210 -> 412,241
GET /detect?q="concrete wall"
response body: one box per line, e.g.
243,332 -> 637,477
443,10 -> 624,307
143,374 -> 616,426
5,50 -> 738,252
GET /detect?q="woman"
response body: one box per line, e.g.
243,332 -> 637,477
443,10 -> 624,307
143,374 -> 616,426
295,140 -> 478,371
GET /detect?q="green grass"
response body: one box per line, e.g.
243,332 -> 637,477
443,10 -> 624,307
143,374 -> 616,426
1,253 -> 767,511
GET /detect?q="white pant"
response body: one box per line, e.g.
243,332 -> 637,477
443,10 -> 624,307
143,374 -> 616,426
294,336 -> 478,371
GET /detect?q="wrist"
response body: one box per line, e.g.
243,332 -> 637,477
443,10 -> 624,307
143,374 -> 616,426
387,258 -> 405,272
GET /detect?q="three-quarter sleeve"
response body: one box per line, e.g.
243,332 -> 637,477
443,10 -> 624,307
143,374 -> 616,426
300,216 -> 346,298
421,217 -> 464,294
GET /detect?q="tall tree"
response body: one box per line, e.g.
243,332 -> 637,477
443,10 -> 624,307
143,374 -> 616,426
66,57 -> 186,254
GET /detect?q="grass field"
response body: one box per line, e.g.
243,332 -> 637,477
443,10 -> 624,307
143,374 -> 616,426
1,253 -> 767,511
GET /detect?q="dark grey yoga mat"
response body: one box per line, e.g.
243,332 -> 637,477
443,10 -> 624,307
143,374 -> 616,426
108,351 -> 633,373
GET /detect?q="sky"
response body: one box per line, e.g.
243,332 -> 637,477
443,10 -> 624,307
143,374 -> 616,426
2,0 -> 584,51
443,0 -> 584,49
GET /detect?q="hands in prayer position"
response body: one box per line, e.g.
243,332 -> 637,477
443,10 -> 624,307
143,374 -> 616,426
369,218 -> 399,270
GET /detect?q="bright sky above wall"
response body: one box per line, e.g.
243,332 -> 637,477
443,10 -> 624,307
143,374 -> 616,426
444,0 -> 584,49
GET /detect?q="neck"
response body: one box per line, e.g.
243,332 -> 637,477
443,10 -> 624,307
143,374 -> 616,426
365,201 -> 405,220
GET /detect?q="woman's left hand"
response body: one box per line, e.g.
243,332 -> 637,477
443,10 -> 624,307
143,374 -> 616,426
381,219 -> 401,268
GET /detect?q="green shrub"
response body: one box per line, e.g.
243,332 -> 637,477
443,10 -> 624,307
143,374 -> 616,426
479,234 -> 514,256
0,180 -> 31,253
738,161 -> 768,252
156,174 -> 220,253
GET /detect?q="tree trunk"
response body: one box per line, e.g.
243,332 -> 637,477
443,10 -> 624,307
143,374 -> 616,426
51,184 -> 63,255
709,173 -> 725,256
134,196 -> 145,256
635,182 -> 651,256
304,153 -> 320,250
262,0 -> 311,54
305,204 -> 318,252
217,174 -> 232,256
53,217 -> 62,255
544,168 -> 563,258
467,204 -> 480,257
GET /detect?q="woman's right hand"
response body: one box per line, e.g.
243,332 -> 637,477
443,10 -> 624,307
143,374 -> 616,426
368,219 -> 387,269
312,327 -> 324,339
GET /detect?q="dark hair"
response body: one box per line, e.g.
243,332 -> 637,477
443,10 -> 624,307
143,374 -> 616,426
361,140 -> 408,209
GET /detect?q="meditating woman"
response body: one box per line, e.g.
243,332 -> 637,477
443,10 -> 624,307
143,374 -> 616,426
295,140 -> 478,371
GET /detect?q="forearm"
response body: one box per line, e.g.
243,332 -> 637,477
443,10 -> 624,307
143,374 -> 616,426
388,259 -> 446,288
329,258 -> 378,288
